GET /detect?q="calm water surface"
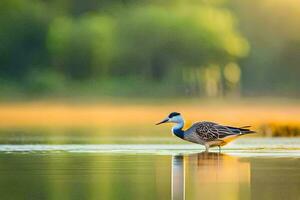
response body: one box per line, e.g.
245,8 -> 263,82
0,138 -> 299,200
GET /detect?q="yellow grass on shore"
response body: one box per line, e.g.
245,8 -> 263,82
0,101 -> 299,129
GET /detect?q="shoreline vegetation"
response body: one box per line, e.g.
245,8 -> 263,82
0,99 -> 299,137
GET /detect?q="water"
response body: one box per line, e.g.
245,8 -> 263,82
0,137 -> 299,200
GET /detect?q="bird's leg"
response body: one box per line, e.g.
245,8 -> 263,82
204,144 -> 209,153
218,145 -> 221,153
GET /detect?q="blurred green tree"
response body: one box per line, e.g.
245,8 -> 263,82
0,0 -> 49,80
0,0 -> 250,97
47,15 -> 116,79
230,0 -> 300,96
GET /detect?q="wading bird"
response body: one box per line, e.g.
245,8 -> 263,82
156,112 -> 255,152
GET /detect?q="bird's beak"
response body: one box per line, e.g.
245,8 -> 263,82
156,118 -> 169,125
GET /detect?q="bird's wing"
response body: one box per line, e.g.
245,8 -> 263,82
185,122 -> 237,142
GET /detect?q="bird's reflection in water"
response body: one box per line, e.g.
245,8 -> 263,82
172,155 -> 185,200
172,153 -> 250,200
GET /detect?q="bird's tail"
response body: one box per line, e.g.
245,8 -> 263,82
238,126 -> 256,135
226,125 -> 256,135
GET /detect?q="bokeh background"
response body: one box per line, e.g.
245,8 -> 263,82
0,0 -> 300,141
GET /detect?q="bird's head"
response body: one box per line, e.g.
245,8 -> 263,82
156,112 -> 183,125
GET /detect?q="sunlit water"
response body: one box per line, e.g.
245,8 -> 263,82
0,137 -> 299,200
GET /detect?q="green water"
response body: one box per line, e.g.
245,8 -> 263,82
0,136 -> 299,200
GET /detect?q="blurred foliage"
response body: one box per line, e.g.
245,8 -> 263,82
0,0 -> 299,97
259,124 -> 300,137
230,0 -> 300,96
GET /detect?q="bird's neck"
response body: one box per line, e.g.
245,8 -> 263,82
172,121 -> 184,139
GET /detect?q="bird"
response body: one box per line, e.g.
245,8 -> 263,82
156,112 -> 255,152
